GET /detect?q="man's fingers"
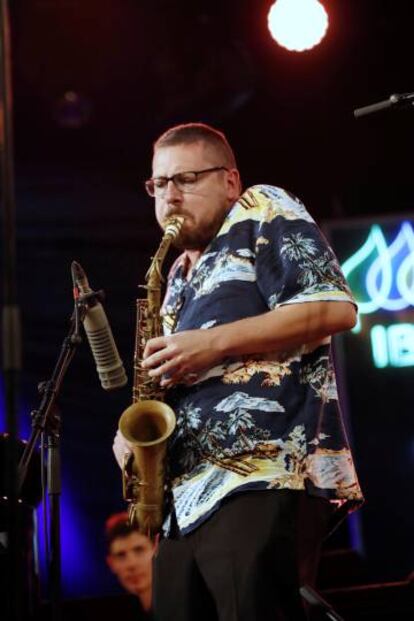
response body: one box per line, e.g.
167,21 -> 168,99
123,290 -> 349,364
142,344 -> 173,368
112,429 -> 132,469
148,357 -> 181,378
143,336 -> 167,359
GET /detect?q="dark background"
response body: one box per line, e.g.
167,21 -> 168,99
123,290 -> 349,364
1,0 -> 413,598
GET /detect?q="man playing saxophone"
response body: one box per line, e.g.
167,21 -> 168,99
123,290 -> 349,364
114,122 -> 363,620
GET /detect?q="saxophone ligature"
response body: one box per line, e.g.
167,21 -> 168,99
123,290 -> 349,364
118,216 -> 184,536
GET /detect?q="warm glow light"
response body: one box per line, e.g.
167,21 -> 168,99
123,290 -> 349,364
267,0 -> 329,52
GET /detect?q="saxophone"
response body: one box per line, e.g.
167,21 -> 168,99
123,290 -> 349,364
118,215 -> 184,536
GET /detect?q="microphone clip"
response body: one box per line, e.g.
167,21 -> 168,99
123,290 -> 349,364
74,287 -> 105,307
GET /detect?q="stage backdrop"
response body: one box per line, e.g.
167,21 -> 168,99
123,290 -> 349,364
325,214 -> 414,582
1,168 -> 413,598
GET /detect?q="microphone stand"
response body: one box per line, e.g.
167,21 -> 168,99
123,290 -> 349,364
300,585 -> 344,620
354,91 -> 414,118
17,284 -> 102,621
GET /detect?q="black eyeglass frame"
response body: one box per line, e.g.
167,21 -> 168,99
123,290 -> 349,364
144,166 -> 229,197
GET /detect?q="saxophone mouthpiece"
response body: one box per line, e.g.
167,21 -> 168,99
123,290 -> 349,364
163,215 -> 184,239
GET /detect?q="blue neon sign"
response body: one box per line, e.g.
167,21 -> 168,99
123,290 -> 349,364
341,221 -> 414,368
342,222 -> 414,314
371,323 -> 414,368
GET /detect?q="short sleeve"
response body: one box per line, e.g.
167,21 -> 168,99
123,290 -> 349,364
252,186 -> 355,310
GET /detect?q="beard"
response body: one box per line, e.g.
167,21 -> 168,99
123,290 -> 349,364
171,208 -> 229,251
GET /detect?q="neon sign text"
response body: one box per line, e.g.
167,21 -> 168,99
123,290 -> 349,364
371,323 -> 414,368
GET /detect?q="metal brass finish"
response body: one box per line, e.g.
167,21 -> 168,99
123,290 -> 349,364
119,216 -> 183,536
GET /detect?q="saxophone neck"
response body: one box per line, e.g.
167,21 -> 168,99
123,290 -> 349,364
144,216 -> 184,290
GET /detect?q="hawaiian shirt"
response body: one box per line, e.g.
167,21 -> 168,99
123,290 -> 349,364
161,184 -> 363,535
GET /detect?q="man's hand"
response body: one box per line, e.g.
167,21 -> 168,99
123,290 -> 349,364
141,301 -> 356,388
113,429 -> 133,469
142,329 -> 223,387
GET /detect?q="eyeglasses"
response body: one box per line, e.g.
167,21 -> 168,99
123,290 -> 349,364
145,166 -> 229,197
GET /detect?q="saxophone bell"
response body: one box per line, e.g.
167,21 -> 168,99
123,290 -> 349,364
119,399 -> 176,536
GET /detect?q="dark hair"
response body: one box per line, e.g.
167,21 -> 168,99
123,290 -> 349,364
105,512 -> 139,551
154,122 -> 237,169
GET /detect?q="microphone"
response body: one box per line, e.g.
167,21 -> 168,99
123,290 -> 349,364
72,261 -> 128,391
354,92 -> 414,118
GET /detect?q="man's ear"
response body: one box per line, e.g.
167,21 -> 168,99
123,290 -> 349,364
226,168 -> 241,201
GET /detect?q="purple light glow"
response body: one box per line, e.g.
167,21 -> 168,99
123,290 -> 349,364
36,480 -> 96,597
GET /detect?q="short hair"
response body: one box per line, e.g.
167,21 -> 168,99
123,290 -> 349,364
154,122 -> 237,169
105,512 -> 138,552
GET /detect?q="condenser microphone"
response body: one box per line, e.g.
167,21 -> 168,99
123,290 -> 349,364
72,261 -> 127,391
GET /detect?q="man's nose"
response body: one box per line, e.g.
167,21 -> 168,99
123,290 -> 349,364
124,552 -> 137,569
164,179 -> 182,202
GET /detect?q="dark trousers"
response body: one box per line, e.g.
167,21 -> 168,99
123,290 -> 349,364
153,489 -> 332,621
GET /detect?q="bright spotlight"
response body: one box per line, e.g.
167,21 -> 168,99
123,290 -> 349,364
267,0 -> 329,52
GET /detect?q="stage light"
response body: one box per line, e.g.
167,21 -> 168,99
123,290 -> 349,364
267,0 -> 329,52
53,91 -> 92,129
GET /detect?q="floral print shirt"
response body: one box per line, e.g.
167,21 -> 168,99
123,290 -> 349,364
161,185 -> 363,535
